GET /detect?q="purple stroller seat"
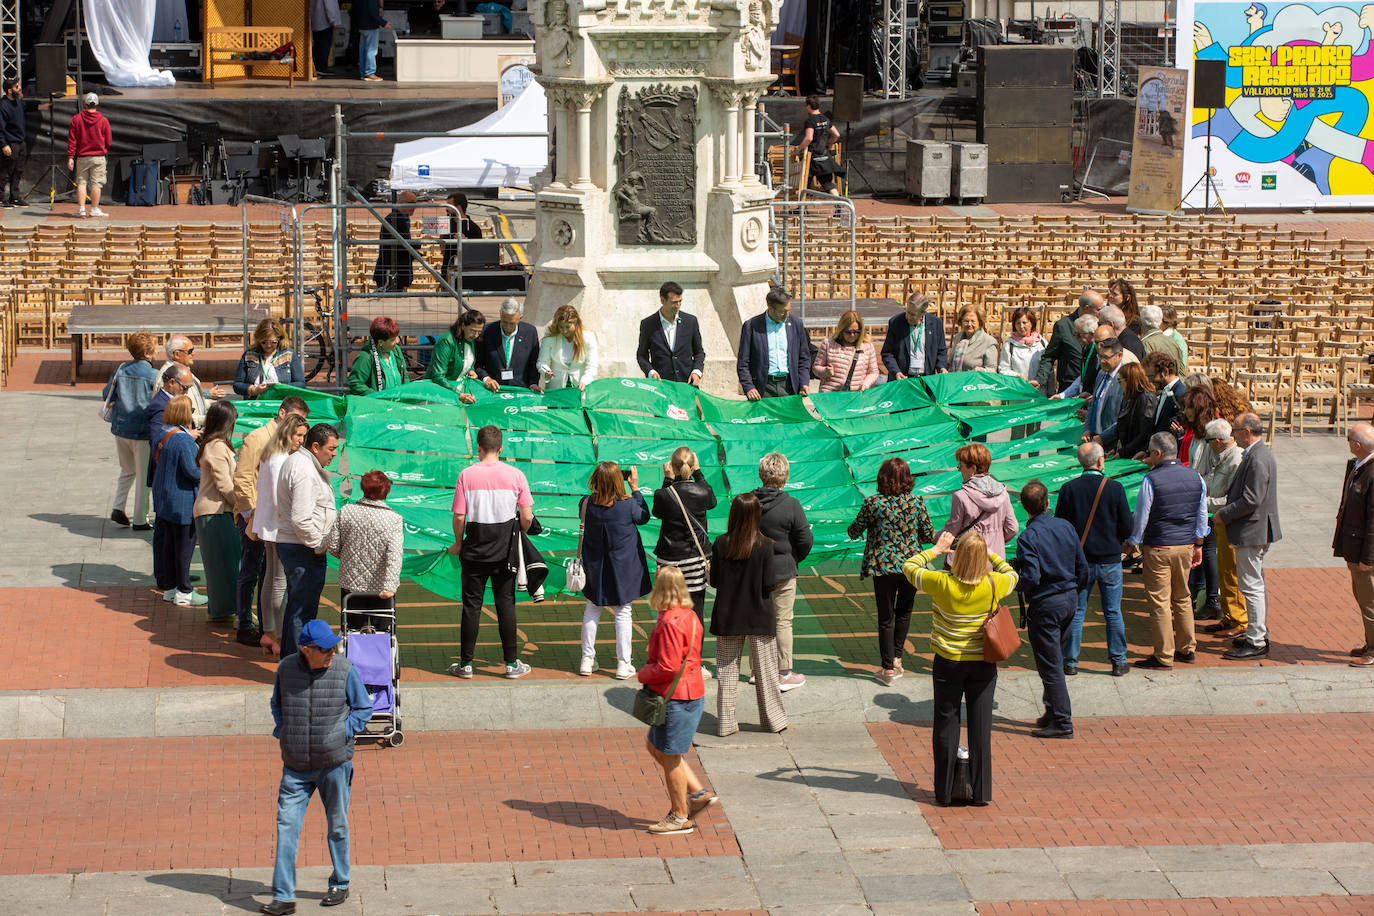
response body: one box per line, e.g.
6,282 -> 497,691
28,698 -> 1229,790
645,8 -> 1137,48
347,632 -> 394,715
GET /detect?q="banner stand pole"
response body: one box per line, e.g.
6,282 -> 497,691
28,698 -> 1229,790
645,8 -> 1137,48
1170,107 -> 1225,216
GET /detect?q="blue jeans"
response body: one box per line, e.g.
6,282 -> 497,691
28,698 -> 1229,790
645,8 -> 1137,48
1068,561 -> 1126,666
235,516 -> 266,632
272,761 -> 353,902
276,542 -> 327,658
358,29 -> 379,77
1027,590 -> 1077,729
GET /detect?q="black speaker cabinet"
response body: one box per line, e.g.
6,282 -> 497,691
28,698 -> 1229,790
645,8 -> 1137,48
980,86 -> 1074,127
986,162 -> 1072,202
1194,59 -> 1227,108
979,126 -> 1073,164
832,72 -> 864,122
34,44 -> 66,97
978,45 -> 1075,89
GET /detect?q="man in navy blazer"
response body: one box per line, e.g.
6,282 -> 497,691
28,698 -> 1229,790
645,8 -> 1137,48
880,293 -> 947,379
636,281 -> 705,385
475,297 -> 541,390
737,287 -> 811,399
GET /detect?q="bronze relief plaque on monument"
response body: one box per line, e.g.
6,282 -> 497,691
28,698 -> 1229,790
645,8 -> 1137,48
613,84 -> 698,246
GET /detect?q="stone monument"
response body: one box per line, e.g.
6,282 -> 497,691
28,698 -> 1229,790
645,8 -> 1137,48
523,0 -> 779,396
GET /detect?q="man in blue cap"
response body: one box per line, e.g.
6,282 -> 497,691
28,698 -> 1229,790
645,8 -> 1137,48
263,619 -> 373,915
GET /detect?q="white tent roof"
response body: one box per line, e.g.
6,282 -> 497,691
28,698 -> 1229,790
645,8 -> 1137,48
389,81 -> 548,190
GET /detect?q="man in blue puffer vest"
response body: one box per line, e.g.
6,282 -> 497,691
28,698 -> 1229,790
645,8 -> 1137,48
263,619 -> 373,916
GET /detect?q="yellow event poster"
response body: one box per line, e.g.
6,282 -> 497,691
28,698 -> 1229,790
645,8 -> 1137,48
1176,0 -> 1374,207
1128,67 -> 1190,212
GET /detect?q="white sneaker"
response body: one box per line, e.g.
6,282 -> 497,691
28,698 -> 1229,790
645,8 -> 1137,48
174,590 -> 209,607
76,207 -> 86,218
89,207 -> 108,218
615,660 -> 635,680
162,588 -> 177,602
578,656 -> 595,676
505,660 -> 532,679
779,672 -> 806,692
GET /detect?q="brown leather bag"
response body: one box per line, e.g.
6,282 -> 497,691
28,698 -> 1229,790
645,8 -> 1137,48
980,573 -> 1020,663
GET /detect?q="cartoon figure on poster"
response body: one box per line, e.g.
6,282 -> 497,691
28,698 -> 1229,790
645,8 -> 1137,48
1180,0 -> 1374,204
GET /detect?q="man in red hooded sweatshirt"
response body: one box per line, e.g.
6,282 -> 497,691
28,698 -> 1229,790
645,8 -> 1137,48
66,92 -> 112,218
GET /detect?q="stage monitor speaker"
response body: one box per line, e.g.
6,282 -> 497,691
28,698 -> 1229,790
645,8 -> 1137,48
978,45 -> 1074,89
34,44 -> 66,97
1194,59 -> 1227,108
832,72 -> 864,122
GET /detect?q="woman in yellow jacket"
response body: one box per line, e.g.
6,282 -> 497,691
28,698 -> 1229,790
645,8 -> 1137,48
903,530 -> 1018,807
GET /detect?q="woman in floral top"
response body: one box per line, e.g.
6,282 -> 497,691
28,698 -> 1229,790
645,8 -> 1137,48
848,457 -> 923,685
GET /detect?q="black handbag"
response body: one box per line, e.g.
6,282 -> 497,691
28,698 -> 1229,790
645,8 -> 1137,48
631,617 -> 698,727
915,496 -> 936,545
951,747 -> 974,802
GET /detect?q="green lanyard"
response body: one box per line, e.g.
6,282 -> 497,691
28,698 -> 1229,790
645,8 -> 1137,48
909,320 -> 924,361
502,331 -> 515,367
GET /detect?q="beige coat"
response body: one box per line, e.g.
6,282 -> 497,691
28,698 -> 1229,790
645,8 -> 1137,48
231,419 -> 277,521
194,439 -> 238,518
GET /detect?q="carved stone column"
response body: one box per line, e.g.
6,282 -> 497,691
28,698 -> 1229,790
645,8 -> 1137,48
706,81 -> 744,186
570,86 -> 605,189
546,87 -> 572,187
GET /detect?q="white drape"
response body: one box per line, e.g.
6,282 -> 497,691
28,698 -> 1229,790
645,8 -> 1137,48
83,0 -> 176,87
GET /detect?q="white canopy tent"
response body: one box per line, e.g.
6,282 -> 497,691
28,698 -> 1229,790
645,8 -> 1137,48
389,80 -> 548,190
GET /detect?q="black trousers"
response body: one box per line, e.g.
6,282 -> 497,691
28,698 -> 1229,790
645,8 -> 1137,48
873,572 -> 916,669
689,588 -> 705,622
1026,589 -> 1077,730
311,27 -> 334,73
460,560 -> 518,665
156,518 -> 197,594
762,374 -> 795,398
0,141 -> 25,200
931,654 -> 997,805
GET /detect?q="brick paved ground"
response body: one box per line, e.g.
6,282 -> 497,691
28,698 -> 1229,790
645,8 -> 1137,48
1,559 -> 1359,690
872,713 -> 1374,850
0,730 -> 731,875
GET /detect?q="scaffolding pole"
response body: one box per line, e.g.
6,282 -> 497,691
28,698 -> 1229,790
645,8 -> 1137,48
881,0 -> 906,99
1096,0 -> 1121,97
0,0 -> 20,86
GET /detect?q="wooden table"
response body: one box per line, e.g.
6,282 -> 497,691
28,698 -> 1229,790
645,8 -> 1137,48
67,303 -> 268,385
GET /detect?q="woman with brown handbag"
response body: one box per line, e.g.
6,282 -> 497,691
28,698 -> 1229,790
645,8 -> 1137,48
651,446 -> 716,621
903,530 -> 1018,807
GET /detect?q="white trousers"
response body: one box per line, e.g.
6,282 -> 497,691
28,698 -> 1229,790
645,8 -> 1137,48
581,601 -> 633,663
112,436 -> 151,525
1234,543 -> 1270,647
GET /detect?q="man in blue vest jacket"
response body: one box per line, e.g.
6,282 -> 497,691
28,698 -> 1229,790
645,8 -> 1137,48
1124,432 -> 1209,670
737,287 -> 811,399
263,619 -> 374,915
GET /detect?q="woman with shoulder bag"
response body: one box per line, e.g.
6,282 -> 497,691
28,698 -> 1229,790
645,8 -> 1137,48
578,461 -> 652,679
903,531 -> 1019,807
251,414 -> 309,657
192,400 -> 241,621
104,329 -> 161,529
710,493 -> 788,737
638,566 -> 717,836
651,446 -> 716,621
812,310 -> 880,392
940,443 -> 1019,559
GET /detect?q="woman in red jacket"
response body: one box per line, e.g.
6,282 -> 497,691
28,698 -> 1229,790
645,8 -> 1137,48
638,566 -> 717,836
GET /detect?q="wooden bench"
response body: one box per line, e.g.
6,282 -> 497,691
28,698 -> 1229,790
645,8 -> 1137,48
205,27 -> 297,87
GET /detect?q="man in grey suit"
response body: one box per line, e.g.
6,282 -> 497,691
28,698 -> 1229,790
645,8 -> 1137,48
1214,413 -> 1282,659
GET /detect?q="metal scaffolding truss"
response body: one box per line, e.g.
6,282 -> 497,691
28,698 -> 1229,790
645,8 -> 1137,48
1096,0 -> 1121,97
880,0 -> 906,99
0,0 -> 19,86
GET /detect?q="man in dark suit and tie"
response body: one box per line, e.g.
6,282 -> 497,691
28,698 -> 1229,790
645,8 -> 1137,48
636,281 -> 705,386
736,287 -> 810,399
880,293 -> 947,380
1337,424 -> 1374,666
1215,413 -> 1282,659
474,297 -> 541,391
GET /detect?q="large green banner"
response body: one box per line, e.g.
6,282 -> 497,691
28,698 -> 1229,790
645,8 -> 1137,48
250,372 -> 1139,602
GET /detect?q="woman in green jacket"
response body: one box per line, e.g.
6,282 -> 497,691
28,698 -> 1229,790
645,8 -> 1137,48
426,309 -> 484,404
348,316 -> 409,395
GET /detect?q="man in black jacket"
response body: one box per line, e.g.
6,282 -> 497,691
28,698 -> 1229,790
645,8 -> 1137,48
1037,289 -> 1101,395
880,293 -> 947,379
475,297 -> 541,390
372,192 -> 417,292
1054,441 -> 1135,677
1099,304 -> 1146,360
1014,480 -> 1089,739
0,78 -> 33,207
753,452 -> 813,691
637,281 -> 705,385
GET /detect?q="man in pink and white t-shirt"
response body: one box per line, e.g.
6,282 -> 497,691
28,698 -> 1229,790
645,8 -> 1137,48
448,424 -> 535,678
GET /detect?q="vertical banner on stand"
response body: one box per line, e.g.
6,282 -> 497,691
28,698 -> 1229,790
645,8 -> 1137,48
1128,67 -> 1190,212
1176,0 -> 1374,208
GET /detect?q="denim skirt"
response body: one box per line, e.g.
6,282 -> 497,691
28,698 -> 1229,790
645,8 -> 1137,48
648,696 -> 704,755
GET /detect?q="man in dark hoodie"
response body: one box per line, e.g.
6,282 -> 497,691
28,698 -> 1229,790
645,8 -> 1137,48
0,78 -> 36,208
753,452 -> 813,691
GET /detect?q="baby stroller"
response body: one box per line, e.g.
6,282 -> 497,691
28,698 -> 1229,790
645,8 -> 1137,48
341,593 -> 404,747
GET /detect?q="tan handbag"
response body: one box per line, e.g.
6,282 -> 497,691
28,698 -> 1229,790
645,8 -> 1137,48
980,573 -> 1020,663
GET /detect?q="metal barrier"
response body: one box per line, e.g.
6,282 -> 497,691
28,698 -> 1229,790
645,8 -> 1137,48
769,191 -> 857,322
239,194 -> 303,350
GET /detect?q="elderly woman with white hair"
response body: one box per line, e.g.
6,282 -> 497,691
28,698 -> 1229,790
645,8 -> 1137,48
476,297 -> 542,391
751,452 -> 814,692
1139,304 -> 1185,373
157,333 -> 226,426
1053,314 -> 1100,401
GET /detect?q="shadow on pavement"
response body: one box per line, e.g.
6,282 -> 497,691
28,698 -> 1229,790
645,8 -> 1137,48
502,798 -> 652,831
756,764 -> 910,799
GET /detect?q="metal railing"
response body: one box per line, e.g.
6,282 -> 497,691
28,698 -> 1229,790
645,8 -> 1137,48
770,191 -> 857,322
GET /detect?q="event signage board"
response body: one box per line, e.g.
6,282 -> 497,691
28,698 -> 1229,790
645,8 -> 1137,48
1127,66 -> 1190,212
1176,0 -> 1374,208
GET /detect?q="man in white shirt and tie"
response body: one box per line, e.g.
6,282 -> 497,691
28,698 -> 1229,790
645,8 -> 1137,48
636,281 -> 705,385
